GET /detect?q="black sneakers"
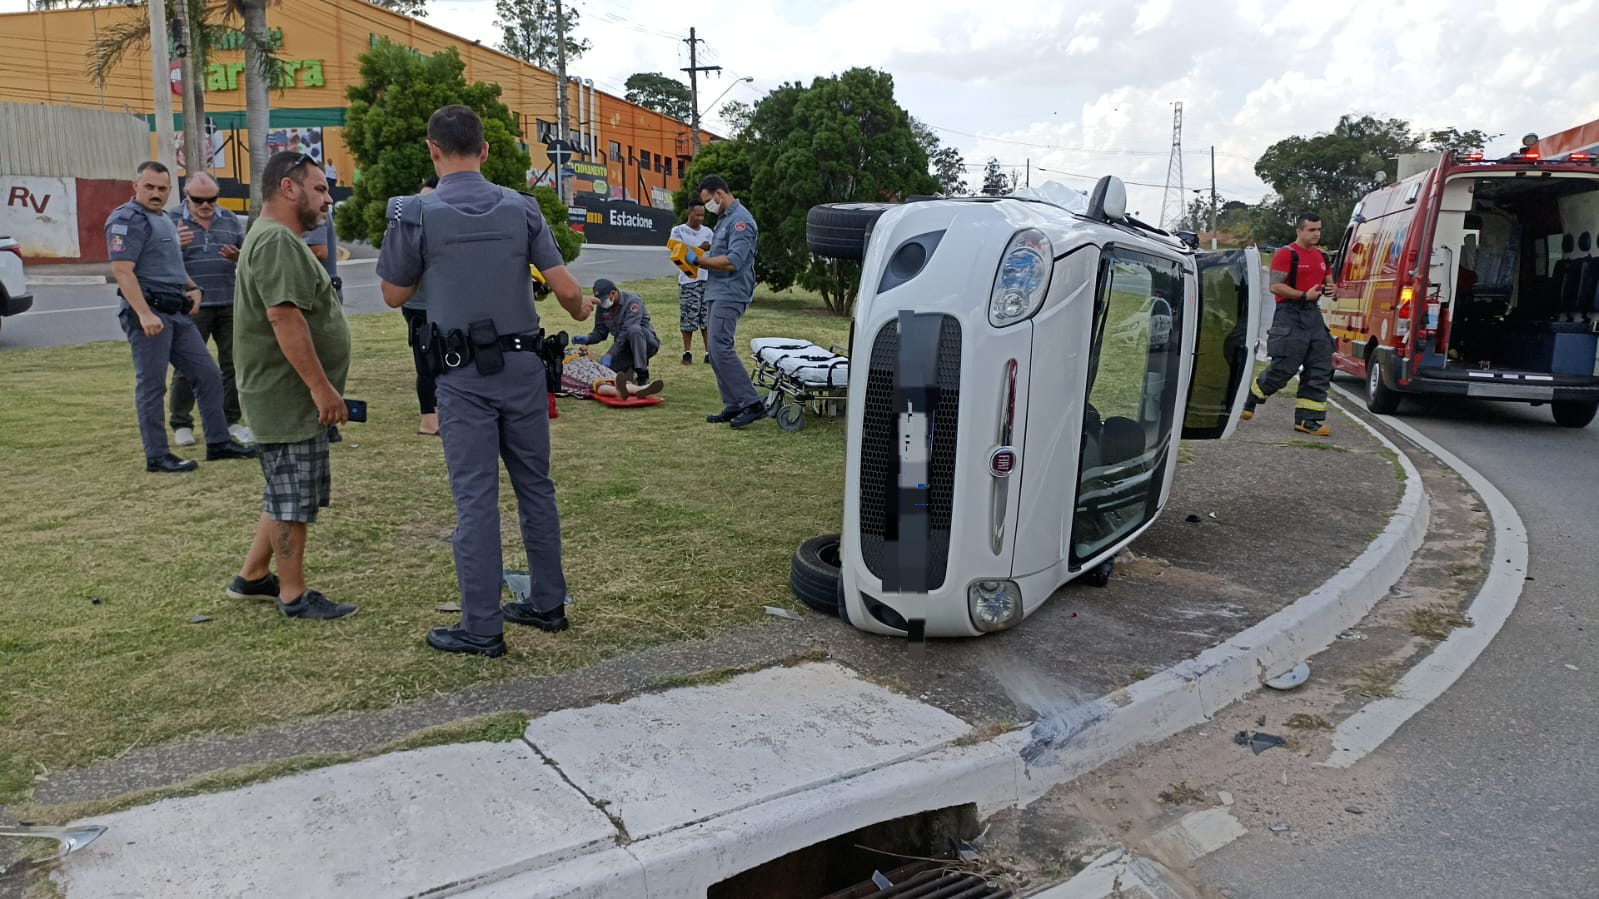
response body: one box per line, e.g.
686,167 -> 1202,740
147,453 -> 198,473
226,572 -> 280,600
277,589 -> 358,621
729,400 -> 769,429
206,440 -> 259,461
706,406 -> 740,423
502,601 -> 569,632
426,625 -> 507,657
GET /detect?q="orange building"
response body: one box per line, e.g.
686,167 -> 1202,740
0,0 -> 714,209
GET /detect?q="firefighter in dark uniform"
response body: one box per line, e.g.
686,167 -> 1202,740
1241,212 -> 1338,436
106,160 -> 257,472
378,105 -> 595,658
571,278 -> 663,398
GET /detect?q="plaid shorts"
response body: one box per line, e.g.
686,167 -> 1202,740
258,435 -> 332,523
678,280 -> 709,332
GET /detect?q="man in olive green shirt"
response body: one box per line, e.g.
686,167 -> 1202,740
225,151 -> 356,621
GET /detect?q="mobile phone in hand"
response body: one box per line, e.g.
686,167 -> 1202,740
344,398 -> 368,422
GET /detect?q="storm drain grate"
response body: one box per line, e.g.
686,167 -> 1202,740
819,859 -> 1011,899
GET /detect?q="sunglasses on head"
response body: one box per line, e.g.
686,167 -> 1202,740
188,194 -> 218,205
293,153 -> 317,169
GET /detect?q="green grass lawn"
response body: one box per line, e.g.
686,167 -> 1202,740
0,277 -> 851,803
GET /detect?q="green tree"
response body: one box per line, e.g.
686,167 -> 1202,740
530,185 -> 582,262
673,139 -> 753,214
494,0 -> 588,69
624,72 -> 692,123
1250,115 -> 1496,244
368,0 -> 428,16
981,157 -> 1008,195
1423,127 -> 1496,153
911,118 -> 966,196
341,39 -> 564,257
744,67 -> 938,316
86,0 -> 279,215
717,99 -> 755,138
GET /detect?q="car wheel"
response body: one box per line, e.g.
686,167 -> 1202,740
805,203 -> 895,261
1366,356 -> 1400,415
790,533 -> 844,616
1551,400 -> 1598,429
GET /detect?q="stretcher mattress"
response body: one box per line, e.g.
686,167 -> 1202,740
776,354 -> 849,387
749,337 -> 849,387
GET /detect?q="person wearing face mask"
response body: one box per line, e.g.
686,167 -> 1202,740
686,175 -> 764,428
570,278 -> 663,399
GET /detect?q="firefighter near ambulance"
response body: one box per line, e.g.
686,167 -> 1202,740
1241,212 -> 1338,437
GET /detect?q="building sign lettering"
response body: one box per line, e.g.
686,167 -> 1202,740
209,27 -> 284,52
206,59 -> 326,92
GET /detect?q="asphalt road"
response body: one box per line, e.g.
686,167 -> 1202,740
0,244 -> 679,352
1201,381 -> 1599,897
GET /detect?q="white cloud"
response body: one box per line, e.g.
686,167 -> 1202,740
6,0 -> 1596,215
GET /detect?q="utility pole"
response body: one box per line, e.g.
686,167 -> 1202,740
147,0 -> 179,206
553,0 -> 571,203
172,2 -> 204,184
1159,101 -> 1184,232
1209,145 -> 1218,250
681,27 -> 721,155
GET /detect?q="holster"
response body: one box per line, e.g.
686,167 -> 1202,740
469,319 -> 504,375
132,291 -> 186,315
424,325 -> 453,376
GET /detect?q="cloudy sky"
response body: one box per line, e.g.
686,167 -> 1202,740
9,0 -> 1598,218
464,0 -> 1598,219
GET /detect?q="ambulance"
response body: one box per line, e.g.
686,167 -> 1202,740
1327,136 -> 1599,427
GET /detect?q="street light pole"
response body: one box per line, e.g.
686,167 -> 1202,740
699,76 -> 753,134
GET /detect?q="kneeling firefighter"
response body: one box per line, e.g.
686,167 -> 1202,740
378,104 -> 596,658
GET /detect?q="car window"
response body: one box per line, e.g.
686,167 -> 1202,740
1071,246 -> 1186,567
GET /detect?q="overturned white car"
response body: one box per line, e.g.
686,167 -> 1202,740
789,177 -> 1263,638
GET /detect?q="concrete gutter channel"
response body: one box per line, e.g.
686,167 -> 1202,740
38,397 -> 1448,898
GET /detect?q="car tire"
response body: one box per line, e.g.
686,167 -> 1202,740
1551,400 -> 1598,429
790,533 -> 844,616
806,204 -> 894,261
1366,356 -> 1401,415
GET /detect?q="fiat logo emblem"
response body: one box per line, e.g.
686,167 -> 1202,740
989,447 -> 1016,477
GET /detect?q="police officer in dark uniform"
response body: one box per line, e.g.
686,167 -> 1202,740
106,160 -> 256,472
378,105 -> 595,658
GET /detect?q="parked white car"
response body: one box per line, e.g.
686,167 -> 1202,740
790,177 -> 1262,638
0,235 -> 33,336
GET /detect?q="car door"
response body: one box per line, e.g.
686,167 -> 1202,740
1182,247 -> 1263,439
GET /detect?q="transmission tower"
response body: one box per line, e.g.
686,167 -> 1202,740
1160,101 -> 1185,231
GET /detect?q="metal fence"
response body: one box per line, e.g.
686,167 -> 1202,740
0,102 -> 148,180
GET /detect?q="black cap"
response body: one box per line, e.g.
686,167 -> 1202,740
592,278 -> 617,298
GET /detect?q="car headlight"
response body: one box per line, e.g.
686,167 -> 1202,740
968,579 -> 1024,632
989,229 -> 1052,327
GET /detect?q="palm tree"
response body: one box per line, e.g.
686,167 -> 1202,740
88,0 -> 279,217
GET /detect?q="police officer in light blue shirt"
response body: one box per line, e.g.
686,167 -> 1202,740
685,175 -> 764,428
105,161 -> 256,473
378,105 -> 596,658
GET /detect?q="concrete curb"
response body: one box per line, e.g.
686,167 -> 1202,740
1323,386 -> 1529,767
452,400 -> 1431,897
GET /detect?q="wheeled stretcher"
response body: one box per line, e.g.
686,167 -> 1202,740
749,337 -> 850,430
